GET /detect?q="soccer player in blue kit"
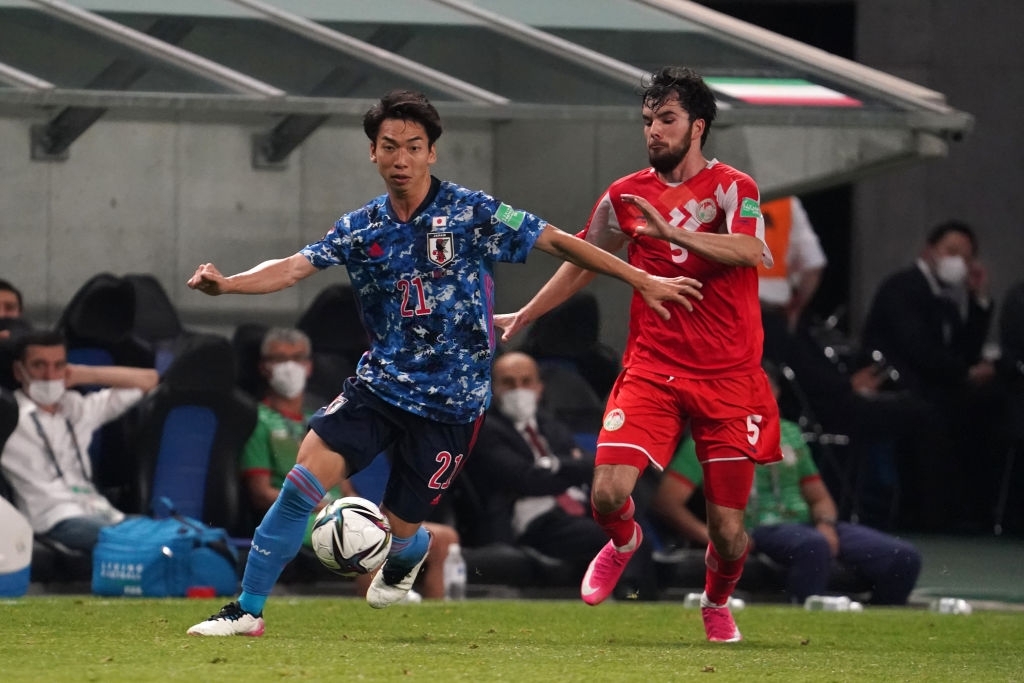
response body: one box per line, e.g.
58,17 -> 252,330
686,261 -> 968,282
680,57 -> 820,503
186,90 -> 702,636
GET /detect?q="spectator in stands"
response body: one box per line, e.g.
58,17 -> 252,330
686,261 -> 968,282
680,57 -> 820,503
862,220 -> 1001,531
520,291 -> 621,400
652,363 -> 921,605
0,329 -> 158,554
518,292 -> 620,434
757,196 -> 827,364
0,279 -> 31,342
0,279 -> 23,321
239,327 -> 455,599
467,351 -> 657,597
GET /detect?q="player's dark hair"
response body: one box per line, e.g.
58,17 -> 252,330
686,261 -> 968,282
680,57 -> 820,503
13,329 -> 65,362
642,66 -> 717,147
363,90 -> 443,146
926,219 -> 978,255
0,278 -> 23,312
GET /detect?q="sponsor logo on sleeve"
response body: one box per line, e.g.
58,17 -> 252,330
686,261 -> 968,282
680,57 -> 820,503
740,197 -> 761,218
495,203 -> 526,230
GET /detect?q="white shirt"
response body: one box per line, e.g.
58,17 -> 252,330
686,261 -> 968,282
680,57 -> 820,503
1,387 -> 142,533
509,419 -> 588,536
758,197 -> 828,306
511,419 -> 559,537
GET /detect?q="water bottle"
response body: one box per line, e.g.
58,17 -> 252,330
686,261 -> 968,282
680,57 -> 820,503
804,595 -> 855,611
929,597 -> 972,615
683,592 -> 703,609
684,592 -> 746,610
443,543 -> 467,601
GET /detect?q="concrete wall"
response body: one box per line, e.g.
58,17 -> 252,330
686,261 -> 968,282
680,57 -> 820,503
1,0 -> 1021,355
0,112 -> 495,338
850,0 -> 1024,332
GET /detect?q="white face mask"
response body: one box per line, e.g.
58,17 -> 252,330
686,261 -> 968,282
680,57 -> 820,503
268,361 -> 307,399
935,255 -> 968,286
497,388 -> 539,423
26,379 -> 66,406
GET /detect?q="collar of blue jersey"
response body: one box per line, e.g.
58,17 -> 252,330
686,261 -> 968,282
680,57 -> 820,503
384,175 -> 442,224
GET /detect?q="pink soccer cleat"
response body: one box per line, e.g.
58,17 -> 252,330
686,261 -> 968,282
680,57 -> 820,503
580,524 -> 642,606
701,593 -> 742,643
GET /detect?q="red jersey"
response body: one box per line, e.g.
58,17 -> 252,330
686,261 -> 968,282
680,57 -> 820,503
582,160 -> 772,379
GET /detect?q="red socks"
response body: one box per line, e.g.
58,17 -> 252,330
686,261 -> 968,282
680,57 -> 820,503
592,497 -> 636,548
704,541 -> 748,606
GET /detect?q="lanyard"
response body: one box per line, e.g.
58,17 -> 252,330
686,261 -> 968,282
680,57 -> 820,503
29,411 -> 90,483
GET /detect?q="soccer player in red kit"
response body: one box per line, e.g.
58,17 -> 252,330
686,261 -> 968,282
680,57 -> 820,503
495,66 -> 781,643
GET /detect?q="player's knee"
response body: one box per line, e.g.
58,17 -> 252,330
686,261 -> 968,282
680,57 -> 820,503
708,519 -> 746,559
590,484 -> 628,514
295,436 -> 347,488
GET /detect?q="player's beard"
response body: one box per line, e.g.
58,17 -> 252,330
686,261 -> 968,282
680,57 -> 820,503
648,136 -> 691,175
648,122 -> 694,175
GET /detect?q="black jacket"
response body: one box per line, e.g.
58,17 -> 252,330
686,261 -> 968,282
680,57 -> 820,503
862,264 -> 991,396
463,407 -> 593,545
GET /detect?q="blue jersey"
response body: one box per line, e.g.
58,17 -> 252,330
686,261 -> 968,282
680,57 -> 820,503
301,179 -> 545,424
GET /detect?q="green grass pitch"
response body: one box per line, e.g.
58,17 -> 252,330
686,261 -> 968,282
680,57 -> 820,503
3,596 -> 1023,681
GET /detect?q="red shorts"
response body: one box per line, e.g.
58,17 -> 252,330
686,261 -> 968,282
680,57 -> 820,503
595,368 -> 781,506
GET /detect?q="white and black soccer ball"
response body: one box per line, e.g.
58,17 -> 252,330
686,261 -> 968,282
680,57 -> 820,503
311,497 -> 392,577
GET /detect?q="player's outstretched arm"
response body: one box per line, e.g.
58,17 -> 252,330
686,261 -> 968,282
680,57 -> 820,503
187,253 -> 317,296
623,194 -> 763,267
493,259 -> 595,342
532,224 -> 702,319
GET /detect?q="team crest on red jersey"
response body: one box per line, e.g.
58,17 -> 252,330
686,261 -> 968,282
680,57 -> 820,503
603,408 -> 626,431
695,198 -> 718,223
427,231 -> 454,267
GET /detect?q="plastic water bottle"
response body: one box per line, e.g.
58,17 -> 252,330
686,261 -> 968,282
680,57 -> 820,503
684,592 -> 746,610
804,595 -> 858,611
930,597 -> 972,615
443,543 -> 467,601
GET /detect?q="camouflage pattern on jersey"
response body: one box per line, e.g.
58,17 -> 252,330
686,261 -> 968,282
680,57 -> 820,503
301,180 -> 545,423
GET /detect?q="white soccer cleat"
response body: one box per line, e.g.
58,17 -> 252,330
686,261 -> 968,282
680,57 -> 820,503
186,601 -> 265,637
366,539 -> 431,609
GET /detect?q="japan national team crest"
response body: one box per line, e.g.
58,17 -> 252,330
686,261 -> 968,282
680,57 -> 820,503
427,231 -> 454,267
324,393 -> 348,415
695,198 -> 718,223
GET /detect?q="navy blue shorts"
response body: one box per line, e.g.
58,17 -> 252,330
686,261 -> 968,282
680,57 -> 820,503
308,377 -> 483,524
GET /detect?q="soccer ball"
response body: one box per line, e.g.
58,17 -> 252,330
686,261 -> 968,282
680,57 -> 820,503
310,497 -> 392,577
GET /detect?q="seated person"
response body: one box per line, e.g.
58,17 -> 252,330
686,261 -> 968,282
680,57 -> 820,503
0,279 -> 33,390
652,365 -> 921,605
0,279 -> 27,337
1,329 -> 159,555
240,327 -> 454,599
467,351 -> 656,597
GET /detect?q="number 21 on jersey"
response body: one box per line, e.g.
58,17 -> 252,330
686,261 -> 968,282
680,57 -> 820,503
397,277 -> 432,317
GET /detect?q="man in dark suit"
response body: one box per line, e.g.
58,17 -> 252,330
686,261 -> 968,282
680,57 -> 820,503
862,220 -> 1000,531
467,351 -> 607,577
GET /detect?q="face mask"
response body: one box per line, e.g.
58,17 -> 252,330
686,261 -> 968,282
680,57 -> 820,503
268,361 -> 307,399
935,255 -> 968,286
26,379 -> 66,406
497,388 -> 539,423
